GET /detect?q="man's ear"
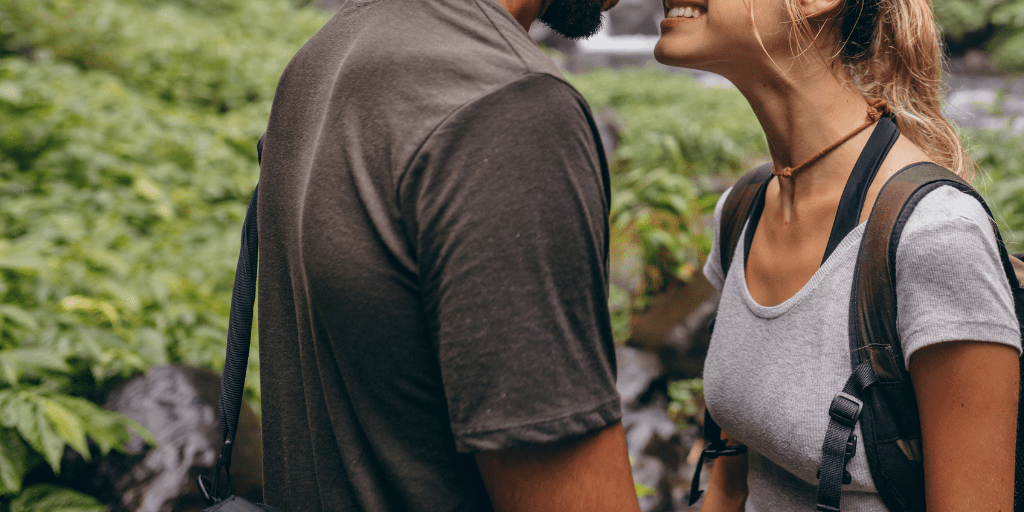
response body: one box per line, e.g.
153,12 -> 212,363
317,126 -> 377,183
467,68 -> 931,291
799,0 -> 843,19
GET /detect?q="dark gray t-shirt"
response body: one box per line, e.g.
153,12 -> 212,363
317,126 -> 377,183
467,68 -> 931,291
256,0 -> 621,510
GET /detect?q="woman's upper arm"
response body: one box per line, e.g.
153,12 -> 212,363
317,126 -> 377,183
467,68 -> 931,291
910,340 -> 1018,511
894,187 -> 1021,510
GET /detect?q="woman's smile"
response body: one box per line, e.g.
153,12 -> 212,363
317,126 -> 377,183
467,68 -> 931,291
661,0 -> 707,27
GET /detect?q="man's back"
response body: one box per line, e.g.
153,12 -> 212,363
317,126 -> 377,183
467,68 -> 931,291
257,0 -> 621,509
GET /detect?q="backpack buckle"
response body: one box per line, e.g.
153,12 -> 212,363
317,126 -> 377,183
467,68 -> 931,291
817,435 -> 857,485
828,392 -> 863,428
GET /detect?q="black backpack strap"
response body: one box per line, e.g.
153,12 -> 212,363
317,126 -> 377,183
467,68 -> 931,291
719,163 -> 774,276
823,116 -> 899,264
687,410 -> 748,506
820,162 -> 1023,512
199,136 -> 263,506
816,362 -> 877,511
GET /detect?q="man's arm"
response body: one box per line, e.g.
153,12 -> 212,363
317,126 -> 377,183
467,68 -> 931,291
475,422 -> 640,512
404,73 -> 630,503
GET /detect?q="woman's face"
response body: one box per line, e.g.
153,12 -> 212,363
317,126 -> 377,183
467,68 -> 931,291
653,0 -> 795,77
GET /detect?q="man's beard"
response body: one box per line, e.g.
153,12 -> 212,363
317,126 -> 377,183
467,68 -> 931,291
538,0 -> 604,40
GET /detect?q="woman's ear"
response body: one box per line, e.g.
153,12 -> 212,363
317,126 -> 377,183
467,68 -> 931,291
799,0 -> 843,19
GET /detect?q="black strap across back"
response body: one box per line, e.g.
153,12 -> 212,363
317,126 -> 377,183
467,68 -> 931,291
197,135 -> 283,512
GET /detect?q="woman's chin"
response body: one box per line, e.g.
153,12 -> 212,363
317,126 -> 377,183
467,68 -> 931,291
653,41 -> 700,69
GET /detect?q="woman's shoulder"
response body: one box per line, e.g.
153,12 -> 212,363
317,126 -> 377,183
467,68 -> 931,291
893,183 -> 1021,366
895,183 -> 997,276
897,183 -> 993,250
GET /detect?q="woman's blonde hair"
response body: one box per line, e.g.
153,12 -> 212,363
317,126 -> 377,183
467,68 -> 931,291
784,0 -> 974,179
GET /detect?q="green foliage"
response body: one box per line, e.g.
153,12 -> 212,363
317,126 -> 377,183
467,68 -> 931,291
0,0 -> 328,506
968,129 -> 1024,251
934,0 -> 1024,70
569,68 -> 768,341
667,378 -> 704,430
8,484 -> 103,512
634,481 -> 657,498
0,0 -> 327,112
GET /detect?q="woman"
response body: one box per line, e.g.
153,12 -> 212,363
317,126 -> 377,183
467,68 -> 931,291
653,0 -> 1021,509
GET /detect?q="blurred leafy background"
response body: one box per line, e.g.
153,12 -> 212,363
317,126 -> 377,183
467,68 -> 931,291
0,0 -> 1022,509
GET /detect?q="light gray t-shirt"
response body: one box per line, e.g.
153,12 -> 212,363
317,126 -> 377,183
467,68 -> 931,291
702,184 -> 1021,511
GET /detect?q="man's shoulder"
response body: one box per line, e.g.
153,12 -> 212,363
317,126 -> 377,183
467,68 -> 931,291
266,0 -> 598,187
294,0 -> 564,92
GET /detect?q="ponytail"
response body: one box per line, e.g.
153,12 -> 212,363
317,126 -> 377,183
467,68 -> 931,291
785,0 -> 974,179
850,0 -> 974,179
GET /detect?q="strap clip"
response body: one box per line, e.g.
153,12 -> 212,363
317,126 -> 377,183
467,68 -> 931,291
703,440 -> 748,459
687,437 -> 748,505
828,392 -> 863,428
197,438 -> 234,506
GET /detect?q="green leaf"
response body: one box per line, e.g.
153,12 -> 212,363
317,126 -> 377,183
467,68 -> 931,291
46,394 -> 155,455
33,399 -> 66,473
41,398 -> 89,462
0,426 -> 32,496
0,391 -> 65,473
8,484 -> 104,512
0,348 -> 71,386
2,392 -> 41,444
0,305 -> 38,331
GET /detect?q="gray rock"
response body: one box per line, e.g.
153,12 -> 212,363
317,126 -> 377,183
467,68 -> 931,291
617,345 -> 665,407
658,296 -> 716,379
633,455 -> 670,512
623,395 -> 681,512
623,398 -> 678,460
60,365 -> 263,512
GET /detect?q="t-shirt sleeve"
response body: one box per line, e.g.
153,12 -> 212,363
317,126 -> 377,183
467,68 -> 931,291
894,185 -> 1022,369
702,186 -> 733,291
399,73 -> 621,454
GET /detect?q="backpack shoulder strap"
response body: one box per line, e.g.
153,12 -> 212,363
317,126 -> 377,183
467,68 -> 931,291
854,162 -> 1021,371
820,162 -> 1024,512
719,163 -> 774,276
854,162 -> 1024,512
819,162 -> 962,512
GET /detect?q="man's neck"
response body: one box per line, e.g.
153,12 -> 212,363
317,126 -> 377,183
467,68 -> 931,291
497,0 -> 549,31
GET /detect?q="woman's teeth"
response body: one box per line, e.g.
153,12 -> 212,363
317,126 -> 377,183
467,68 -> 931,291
667,6 -> 703,18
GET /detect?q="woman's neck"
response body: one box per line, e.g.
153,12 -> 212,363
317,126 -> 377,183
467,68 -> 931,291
729,62 -> 874,223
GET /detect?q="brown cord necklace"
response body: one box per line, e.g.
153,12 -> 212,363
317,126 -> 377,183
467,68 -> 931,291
773,98 -> 891,178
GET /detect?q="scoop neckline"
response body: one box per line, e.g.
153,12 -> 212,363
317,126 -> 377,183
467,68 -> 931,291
736,220 -> 867,318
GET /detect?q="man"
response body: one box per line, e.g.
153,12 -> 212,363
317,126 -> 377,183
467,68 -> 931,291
256,0 -> 640,508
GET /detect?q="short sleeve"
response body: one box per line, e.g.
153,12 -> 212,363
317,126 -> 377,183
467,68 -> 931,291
399,73 -> 621,453
894,185 -> 1022,369
703,186 -> 733,291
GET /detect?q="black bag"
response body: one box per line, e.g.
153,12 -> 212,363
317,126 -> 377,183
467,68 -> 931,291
196,136 -> 284,512
688,117 -> 1024,511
